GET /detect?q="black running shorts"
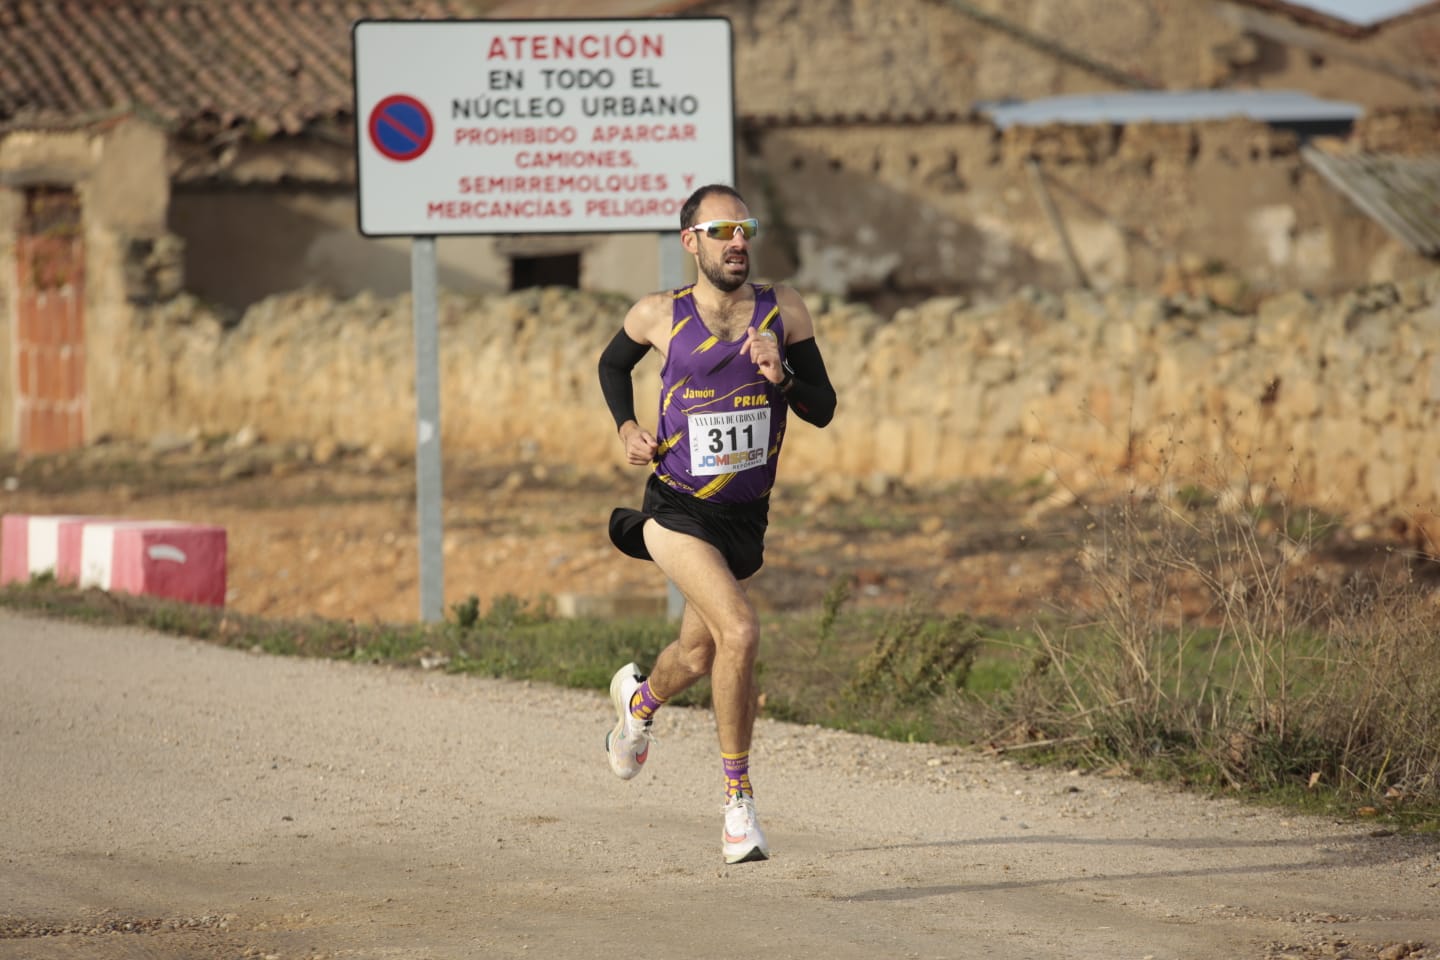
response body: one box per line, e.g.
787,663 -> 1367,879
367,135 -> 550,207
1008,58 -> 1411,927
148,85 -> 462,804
608,473 -> 769,580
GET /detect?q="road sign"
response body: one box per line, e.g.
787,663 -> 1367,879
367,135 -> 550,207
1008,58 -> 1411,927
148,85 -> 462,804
368,94 -> 435,162
352,18 -> 736,236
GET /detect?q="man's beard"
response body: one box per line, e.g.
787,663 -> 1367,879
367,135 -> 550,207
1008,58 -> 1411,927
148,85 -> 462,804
699,246 -> 748,293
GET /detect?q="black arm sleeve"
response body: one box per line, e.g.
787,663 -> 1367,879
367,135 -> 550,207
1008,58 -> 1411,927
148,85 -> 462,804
780,337 -> 836,428
598,327 -> 650,429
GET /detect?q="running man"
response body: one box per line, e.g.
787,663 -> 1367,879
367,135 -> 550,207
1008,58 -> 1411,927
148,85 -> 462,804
596,183 -> 837,863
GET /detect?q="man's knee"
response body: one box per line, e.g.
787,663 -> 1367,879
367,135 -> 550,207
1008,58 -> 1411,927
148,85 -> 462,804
715,617 -> 760,662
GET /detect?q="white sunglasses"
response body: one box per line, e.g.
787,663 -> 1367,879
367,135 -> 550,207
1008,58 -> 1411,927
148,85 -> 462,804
689,218 -> 760,240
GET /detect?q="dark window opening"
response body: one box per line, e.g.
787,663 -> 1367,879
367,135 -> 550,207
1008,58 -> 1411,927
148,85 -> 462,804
23,185 -> 81,236
511,253 -> 580,290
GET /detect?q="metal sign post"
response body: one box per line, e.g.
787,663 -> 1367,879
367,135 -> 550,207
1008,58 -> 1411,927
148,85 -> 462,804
353,17 -> 736,623
411,236 -> 444,623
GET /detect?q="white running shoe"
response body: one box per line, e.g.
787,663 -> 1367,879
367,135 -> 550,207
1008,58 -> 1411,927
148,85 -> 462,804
722,792 -> 770,864
605,662 -> 653,780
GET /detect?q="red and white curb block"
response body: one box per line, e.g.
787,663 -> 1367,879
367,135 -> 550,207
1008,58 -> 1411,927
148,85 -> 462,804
2,514 -> 227,607
0,514 -> 100,585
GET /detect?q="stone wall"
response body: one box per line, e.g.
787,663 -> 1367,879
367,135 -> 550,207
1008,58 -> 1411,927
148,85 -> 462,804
116,273 -> 1440,534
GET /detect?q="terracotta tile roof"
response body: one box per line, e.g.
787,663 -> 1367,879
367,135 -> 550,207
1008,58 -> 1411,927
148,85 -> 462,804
1380,0 -> 1440,26
483,0 -> 712,15
485,0 -> 1440,35
0,0 -> 481,135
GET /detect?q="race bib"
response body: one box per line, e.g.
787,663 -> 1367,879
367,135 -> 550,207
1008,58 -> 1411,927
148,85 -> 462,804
688,409 -> 771,476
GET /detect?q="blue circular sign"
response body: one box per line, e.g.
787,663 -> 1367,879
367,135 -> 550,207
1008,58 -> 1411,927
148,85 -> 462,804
368,94 -> 434,162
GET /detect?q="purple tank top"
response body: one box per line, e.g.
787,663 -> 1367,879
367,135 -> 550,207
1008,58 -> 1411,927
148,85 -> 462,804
652,283 -> 788,503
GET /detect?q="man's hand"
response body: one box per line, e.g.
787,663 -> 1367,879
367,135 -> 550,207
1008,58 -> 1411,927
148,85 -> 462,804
618,421 -> 658,466
743,327 -> 783,384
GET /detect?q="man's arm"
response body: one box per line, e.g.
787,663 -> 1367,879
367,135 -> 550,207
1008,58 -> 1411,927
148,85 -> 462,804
776,287 -> 836,428
598,294 -> 669,464
598,328 -> 648,430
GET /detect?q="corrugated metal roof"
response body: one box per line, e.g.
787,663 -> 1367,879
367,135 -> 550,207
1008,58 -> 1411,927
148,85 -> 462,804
1302,147 -> 1440,255
982,90 -> 1364,129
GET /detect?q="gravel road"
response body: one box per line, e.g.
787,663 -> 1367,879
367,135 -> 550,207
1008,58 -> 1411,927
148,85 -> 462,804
2,610 -> 1436,960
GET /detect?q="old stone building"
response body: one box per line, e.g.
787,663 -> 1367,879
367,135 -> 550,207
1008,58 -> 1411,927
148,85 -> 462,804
0,0 -> 1438,454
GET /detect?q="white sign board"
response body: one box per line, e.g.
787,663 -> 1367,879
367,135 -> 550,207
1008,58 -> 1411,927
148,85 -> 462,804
353,18 -> 735,236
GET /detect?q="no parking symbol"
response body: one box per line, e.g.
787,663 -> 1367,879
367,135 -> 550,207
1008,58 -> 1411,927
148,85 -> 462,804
368,94 -> 434,162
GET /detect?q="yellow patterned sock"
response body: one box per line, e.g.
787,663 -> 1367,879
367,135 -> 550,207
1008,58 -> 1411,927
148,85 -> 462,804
722,751 -> 752,798
628,678 -> 666,721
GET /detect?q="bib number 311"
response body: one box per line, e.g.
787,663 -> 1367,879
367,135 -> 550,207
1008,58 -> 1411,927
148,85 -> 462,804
688,409 -> 771,476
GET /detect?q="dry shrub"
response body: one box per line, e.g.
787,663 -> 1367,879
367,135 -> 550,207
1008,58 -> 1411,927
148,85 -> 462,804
1017,480 -> 1440,804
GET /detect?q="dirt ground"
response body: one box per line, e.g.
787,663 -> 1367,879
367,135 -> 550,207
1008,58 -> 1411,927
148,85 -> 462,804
0,440 -> 1106,624
2,443 -> 1438,960
0,439 -> 1427,628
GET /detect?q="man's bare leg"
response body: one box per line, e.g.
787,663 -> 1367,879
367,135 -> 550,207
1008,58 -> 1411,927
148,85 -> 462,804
647,601 -> 714,691
641,520 -> 759,757
640,519 -> 770,861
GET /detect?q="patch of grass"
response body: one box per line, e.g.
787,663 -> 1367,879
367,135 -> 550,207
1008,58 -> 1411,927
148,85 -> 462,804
1175,484 -> 1215,510
0,580 -> 667,689
845,607 -> 983,704
821,503 -> 921,535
